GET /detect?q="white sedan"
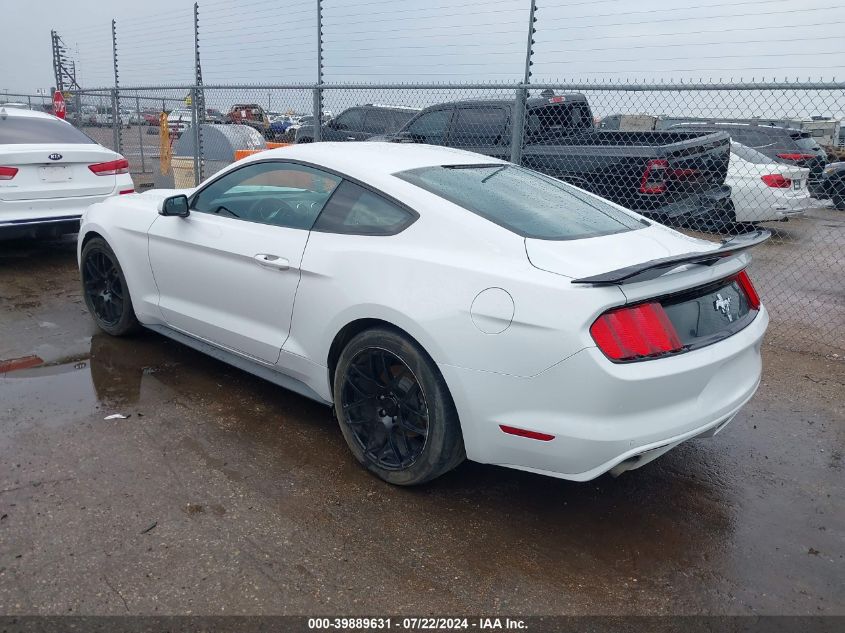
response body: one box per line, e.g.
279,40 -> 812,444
727,141 -> 811,223
78,143 -> 769,485
0,106 -> 134,240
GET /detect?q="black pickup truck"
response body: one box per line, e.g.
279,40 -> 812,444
378,93 -> 732,221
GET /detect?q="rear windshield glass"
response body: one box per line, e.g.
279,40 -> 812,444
395,164 -> 646,240
0,116 -> 94,144
790,133 -> 821,151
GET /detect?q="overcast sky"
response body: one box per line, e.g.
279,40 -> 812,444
2,0 -> 843,116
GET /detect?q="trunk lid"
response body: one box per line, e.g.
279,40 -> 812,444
0,144 -> 119,201
526,224 -> 756,301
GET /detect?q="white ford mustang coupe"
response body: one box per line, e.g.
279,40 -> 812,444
78,143 -> 769,485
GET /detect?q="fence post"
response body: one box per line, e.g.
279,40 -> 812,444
313,0 -> 324,142
191,87 -> 201,186
136,94 -> 146,174
110,88 -> 120,153
111,19 -> 122,154
194,2 -> 205,180
510,0 -> 538,164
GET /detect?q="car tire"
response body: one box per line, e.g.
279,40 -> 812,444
80,237 -> 141,337
333,327 -> 465,486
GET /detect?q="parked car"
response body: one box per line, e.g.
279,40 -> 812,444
141,109 -> 161,126
295,104 -> 419,144
815,162 -> 845,209
226,103 -> 270,134
726,141 -> 811,223
77,142 -> 769,485
267,115 -> 293,141
0,102 -> 32,110
668,122 -> 828,197
205,108 -> 225,124
167,108 -> 194,137
379,93 -> 733,224
0,107 -> 134,240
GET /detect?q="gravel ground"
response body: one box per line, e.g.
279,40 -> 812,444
0,236 -> 842,617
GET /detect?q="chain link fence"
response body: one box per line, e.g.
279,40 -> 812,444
47,81 -> 844,356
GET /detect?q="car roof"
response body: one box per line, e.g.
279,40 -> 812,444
419,94 -> 587,111
243,142 -> 504,178
0,107 -> 60,120
671,121 -> 800,134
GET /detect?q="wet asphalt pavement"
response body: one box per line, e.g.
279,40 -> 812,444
0,236 -> 843,616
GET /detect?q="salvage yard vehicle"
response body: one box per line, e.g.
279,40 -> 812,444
167,108 -> 194,138
295,104 -> 419,144
668,122 -> 828,197
377,93 -> 735,225
726,141 -> 811,223
0,107 -> 134,240
815,161 -> 845,209
78,143 -> 769,485
226,103 -> 270,134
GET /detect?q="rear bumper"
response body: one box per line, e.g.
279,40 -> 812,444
441,306 -> 768,481
641,184 -> 733,220
0,215 -> 81,240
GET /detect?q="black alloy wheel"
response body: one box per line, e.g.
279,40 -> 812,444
80,237 -> 140,336
341,347 -> 430,470
333,327 -> 465,486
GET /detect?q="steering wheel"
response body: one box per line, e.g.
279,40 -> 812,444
248,197 -> 296,223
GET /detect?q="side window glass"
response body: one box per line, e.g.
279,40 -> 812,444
334,109 -> 364,131
405,109 -> 452,144
452,107 -> 508,145
192,162 -> 341,230
362,110 -> 390,134
313,181 -> 415,235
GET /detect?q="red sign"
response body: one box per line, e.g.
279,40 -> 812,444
52,91 -> 66,119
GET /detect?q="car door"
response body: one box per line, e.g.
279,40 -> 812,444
329,108 -> 366,141
399,108 -> 454,145
147,161 -> 342,364
449,106 -> 510,160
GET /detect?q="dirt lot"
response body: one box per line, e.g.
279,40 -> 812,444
0,236 -> 843,616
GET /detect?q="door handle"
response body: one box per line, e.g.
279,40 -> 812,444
253,253 -> 290,270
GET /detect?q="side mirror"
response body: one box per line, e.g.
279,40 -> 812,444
158,194 -> 190,217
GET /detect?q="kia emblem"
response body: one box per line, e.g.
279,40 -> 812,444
48,153 -> 62,161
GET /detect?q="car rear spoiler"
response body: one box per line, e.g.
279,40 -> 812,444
571,230 -> 771,286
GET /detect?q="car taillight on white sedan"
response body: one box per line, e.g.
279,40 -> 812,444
590,270 -> 761,362
761,174 -> 791,188
88,157 -> 129,176
0,166 -> 19,180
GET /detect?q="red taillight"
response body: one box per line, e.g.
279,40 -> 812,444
640,159 -> 668,194
776,153 -> 816,161
499,425 -> 555,442
89,158 -> 129,176
590,302 -> 683,361
119,188 -> 135,195
0,166 -> 19,180
548,96 -> 566,103
736,270 -> 761,310
761,174 -> 791,188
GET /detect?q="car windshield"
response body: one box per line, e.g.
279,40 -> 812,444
730,141 -> 773,165
395,164 -> 647,240
0,116 -> 95,144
